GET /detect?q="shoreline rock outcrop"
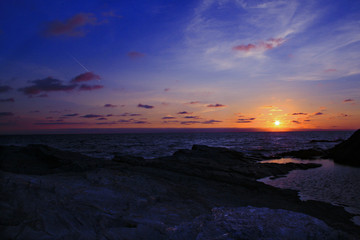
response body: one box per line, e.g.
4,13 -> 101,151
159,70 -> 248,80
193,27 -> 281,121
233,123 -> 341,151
326,129 -> 360,167
0,144 -> 359,239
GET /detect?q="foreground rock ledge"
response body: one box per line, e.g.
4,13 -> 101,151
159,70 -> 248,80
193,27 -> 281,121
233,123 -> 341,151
0,144 -> 359,239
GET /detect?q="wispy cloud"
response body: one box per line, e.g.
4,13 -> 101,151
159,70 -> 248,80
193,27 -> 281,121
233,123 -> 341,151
71,72 -> 101,83
0,112 -> 14,117
18,77 -> 77,96
177,111 -> 192,114
128,51 -> 145,59
78,84 -> 104,91
104,104 -> 117,108
162,116 -> 176,119
63,113 -> 78,117
44,13 -> 99,37
0,98 -> 14,102
292,112 -> 307,115
80,114 -> 103,118
0,85 -> 12,93
138,103 -> 154,109
343,98 -> 354,103
237,117 -> 256,123
207,103 -> 226,108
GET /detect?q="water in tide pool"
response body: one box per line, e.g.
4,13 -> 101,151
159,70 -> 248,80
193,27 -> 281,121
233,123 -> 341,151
1,131 -> 359,224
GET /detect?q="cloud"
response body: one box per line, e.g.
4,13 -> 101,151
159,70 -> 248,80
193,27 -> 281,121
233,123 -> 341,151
292,112 -> 307,115
181,121 -> 201,125
63,113 -> 78,117
96,122 -> 117,125
207,103 -> 227,108
343,98 -> 354,103
184,116 -> 200,119
237,117 -> 256,123
164,88 -> 170,92
339,113 -> 349,117
97,117 -> 107,120
0,85 -> 12,93
117,119 -> 149,124
120,113 -> 141,117
133,121 -> 149,124
162,116 -> 176,120
202,119 -> 222,124
0,112 -> 14,117
34,122 -> 84,125
313,112 -> 324,116
186,101 -> 200,105
101,10 -> 123,18
292,120 -> 301,124
304,119 -> 311,122
324,69 -> 337,73
71,72 -> 101,83
78,84 -> 104,91
80,114 -> 103,118
163,120 -> 179,124
138,103 -> 154,109
44,13 -> 98,37
233,38 -> 286,53
104,104 -> 117,108
177,111 -> 192,114
127,51 -> 145,59
0,98 -> 15,102
18,77 -> 77,96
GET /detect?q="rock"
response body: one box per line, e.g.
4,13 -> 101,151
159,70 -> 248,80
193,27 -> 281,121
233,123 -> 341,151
326,129 -> 360,167
0,144 -> 106,175
1,144 -> 359,239
170,207 -> 351,240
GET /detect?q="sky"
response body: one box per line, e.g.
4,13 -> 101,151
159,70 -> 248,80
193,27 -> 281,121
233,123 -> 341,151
0,0 -> 359,134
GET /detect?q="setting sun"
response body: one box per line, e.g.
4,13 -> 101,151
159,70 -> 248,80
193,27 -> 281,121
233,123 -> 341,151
274,120 -> 281,126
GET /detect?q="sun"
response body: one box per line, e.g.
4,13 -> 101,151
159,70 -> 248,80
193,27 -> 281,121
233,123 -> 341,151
274,120 -> 280,126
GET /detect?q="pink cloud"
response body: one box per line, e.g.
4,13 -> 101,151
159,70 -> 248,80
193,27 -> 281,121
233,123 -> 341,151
343,98 -> 354,103
324,69 -> 337,73
127,51 -> 145,59
71,72 -> 101,83
233,38 -> 285,52
44,13 -> 98,37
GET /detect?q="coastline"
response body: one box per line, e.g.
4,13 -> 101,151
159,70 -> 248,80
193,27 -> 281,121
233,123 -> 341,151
1,144 -> 359,239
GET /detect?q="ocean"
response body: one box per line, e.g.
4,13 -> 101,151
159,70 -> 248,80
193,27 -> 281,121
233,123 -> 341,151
0,131 -> 353,159
1,130 -> 359,224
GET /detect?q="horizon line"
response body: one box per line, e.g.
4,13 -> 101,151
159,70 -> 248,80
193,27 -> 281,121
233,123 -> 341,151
0,127 -> 357,135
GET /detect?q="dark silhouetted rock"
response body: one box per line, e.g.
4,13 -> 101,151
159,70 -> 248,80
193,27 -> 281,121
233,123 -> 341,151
326,129 -> 360,167
1,144 -> 359,239
0,144 -> 105,175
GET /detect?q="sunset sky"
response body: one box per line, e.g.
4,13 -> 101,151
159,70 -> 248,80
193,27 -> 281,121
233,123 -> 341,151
0,0 -> 359,133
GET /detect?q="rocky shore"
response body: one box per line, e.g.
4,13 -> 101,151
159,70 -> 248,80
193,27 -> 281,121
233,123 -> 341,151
1,140 -> 359,239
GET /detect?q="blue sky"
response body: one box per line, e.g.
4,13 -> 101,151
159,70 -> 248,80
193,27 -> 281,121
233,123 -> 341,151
0,0 -> 359,133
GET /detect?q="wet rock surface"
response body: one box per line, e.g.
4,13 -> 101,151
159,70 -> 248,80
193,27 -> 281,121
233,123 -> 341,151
1,144 -> 359,239
326,129 -> 360,167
